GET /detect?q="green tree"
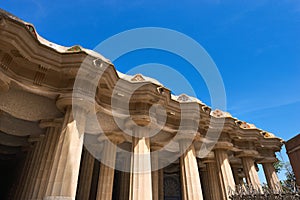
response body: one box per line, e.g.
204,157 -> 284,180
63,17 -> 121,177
275,152 -> 298,193
280,162 -> 297,193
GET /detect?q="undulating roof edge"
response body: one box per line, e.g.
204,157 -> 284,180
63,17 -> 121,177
0,9 -> 283,142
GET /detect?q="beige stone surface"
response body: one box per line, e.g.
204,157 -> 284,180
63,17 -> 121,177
215,149 -> 236,200
44,107 -> 86,200
76,149 -> 95,200
130,134 -> 152,200
242,157 -> 262,192
180,142 -> 203,200
96,140 -> 117,200
263,162 -> 281,193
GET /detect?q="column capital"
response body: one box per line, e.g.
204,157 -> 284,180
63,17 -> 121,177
39,118 -> 63,129
97,133 -> 125,145
257,156 -> 278,164
213,141 -> 234,150
236,150 -> 259,158
201,152 -> 216,164
151,143 -> 163,151
55,93 -> 94,113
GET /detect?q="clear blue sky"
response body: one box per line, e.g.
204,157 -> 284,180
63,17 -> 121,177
1,0 -> 299,181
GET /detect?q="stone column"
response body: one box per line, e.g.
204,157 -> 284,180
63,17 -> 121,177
214,144 -> 236,199
30,126 -> 59,200
159,168 -> 164,200
76,148 -> 95,200
232,166 -> 241,186
262,161 -> 281,193
241,155 -> 262,192
119,152 -> 131,200
198,162 -> 209,200
26,133 -> 47,199
23,119 -> 61,200
96,139 -> 118,200
231,164 -> 245,187
14,147 -> 34,200
179,140 -> 203,200
37,122 -> 61,200
151,145 -> 161,200
203,159 -> 222,200
180,155 -> 188,200
21,136 -> 44,199
130,127 -> 152,200
44,105 -> 87,200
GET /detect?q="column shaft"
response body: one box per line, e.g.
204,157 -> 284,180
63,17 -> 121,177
77,149 -> 95,200
263,162 -> 281,193
152,153 -> 159,200
14,148 -> 34,200
44,106 -> 86,200
215,149 -> 235,199
159,169 -> 164,200
242,157 -> 262,191
27,135 -> 48,198
96,140 -> 117,200
180,142 -> 203,200
180,155 -> 188,200
37,127 -> 60,200
30,128 -> 56,199
119,154 -> 131,200
130,136 -> 152,200
21,139 -> 43,199
199,165 -> 209,200
206,162 -> 222,200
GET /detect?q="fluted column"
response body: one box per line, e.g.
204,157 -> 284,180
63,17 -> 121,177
14,147 -> 34,200
118,150 -> 131,200
24,120 -> 61,200
262,162 -> 281,193
76,148 -> 95,200
159,168 -> 164,200
232,166 -> 242,186
151,145 -> 161,200
179,140 -> 203,200
37,122 -> 61,200
180,155 -> 188,200
130,127 -> 152,200
44,106 -> 87,200
241,157 -> 262,192
27,133 -> 48,199
198,162 -> 209,200
214,146 -> 235,199
29,126 -> 60,200
96,139 -> 117,200
21,136 -> 44,199
204,159 -> 222,200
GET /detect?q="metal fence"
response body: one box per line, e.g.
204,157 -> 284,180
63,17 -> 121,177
229,184 -> 300,200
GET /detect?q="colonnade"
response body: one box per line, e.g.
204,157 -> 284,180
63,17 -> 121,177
12,106 -> 281,200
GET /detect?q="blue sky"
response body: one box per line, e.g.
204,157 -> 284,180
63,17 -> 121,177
1,0 -> 299,181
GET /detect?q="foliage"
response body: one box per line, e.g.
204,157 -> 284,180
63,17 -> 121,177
273,160 -> 284,173
280,162 -> 298,193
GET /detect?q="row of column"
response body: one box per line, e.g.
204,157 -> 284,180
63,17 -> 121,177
200,148 -> 282,200
13,106 -> 87,200
12,107 -> 281,200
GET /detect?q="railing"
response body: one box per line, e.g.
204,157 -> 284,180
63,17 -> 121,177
229,184 -> 300,200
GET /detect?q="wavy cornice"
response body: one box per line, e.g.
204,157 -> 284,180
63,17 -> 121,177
0,9 -> 283,154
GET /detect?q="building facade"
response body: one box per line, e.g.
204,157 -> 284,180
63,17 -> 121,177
286,134 -> 300,188
0,10 -> 283,200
